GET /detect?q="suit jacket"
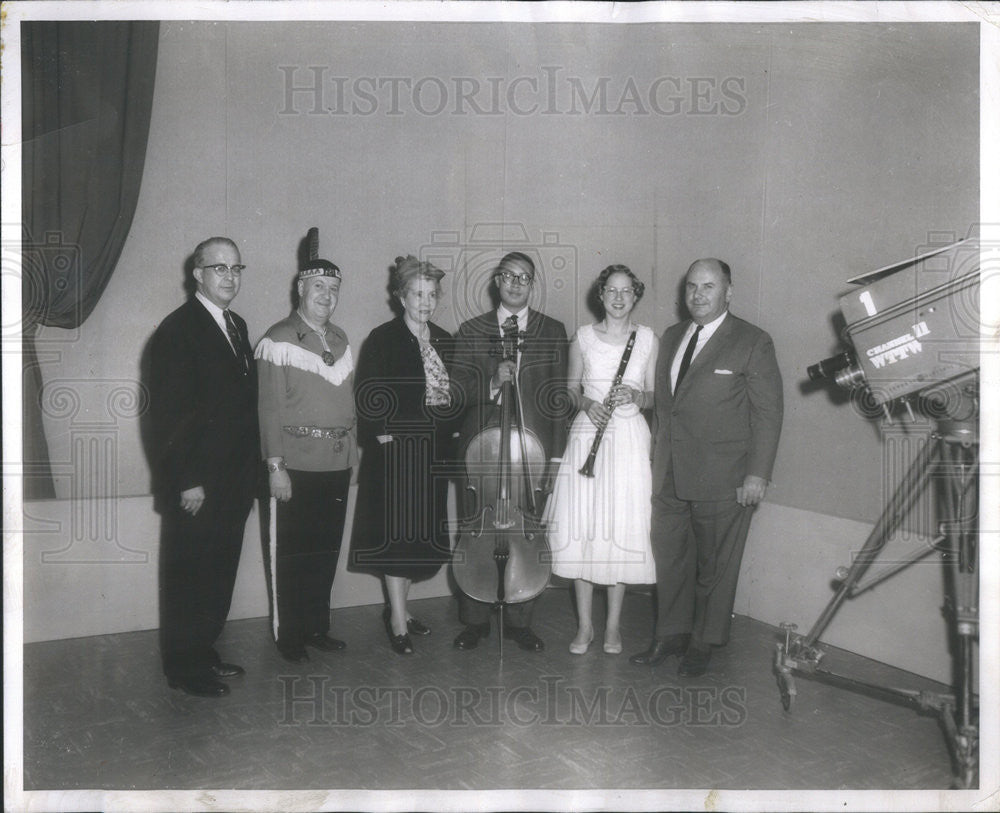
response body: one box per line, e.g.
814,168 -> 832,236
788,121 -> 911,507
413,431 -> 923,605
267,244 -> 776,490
452,309 -> 569,459
651,313 -> 783,502
149,297 -> 260,514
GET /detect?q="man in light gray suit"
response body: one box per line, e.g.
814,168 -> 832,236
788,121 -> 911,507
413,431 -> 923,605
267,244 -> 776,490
630,258 -> 783,676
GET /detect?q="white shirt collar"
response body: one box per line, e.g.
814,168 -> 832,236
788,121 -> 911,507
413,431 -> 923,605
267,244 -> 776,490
689,309 -> 728,339
671,310 -> 728,393
497,305 -> 529,327
195,291 -> 227,323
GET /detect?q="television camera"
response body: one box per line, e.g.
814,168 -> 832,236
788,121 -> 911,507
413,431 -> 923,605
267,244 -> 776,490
776,236 -> 982,788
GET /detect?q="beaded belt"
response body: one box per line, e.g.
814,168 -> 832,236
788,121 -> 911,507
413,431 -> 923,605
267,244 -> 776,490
283,425 -> 351,453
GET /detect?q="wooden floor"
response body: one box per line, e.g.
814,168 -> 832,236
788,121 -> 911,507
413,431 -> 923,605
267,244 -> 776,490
21,587 -> 958,797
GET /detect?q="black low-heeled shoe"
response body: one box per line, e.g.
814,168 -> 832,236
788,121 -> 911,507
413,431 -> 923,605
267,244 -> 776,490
383,608 -> 414,654
388,631 -> 414,655
383,607 -> 431,637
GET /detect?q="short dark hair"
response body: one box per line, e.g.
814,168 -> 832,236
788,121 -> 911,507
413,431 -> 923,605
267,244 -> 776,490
597,264 -> 645,302
193,237 -> 239,267
497,251 -> 535,276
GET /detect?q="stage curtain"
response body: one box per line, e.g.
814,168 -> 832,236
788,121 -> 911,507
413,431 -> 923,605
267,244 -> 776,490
21,21 -> 159,498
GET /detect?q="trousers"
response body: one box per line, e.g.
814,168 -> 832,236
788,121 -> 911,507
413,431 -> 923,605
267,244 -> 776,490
650,472 -> 753,646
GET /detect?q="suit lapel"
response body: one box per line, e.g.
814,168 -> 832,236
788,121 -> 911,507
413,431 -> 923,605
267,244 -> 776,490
673,314 -> 735,400
488,310 -> 503,339
524,308 -> 539,337
664,324 -> 687,369
192,298 -> 243,373
659,323 -> 688,405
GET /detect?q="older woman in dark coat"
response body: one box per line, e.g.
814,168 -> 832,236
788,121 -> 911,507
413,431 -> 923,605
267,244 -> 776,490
350,256 -> 459,654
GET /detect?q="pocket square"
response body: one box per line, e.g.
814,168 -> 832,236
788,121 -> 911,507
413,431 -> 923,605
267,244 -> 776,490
714,369 -> 733,375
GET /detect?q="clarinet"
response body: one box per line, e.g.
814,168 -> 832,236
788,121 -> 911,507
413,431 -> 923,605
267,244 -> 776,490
579,330 -> 637,478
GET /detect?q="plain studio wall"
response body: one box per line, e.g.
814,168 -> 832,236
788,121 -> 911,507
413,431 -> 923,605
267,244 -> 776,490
24,22 -> 978,683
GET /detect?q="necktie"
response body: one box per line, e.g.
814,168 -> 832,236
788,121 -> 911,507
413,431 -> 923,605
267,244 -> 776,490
223,310 -> 249,374
502,315 -> 519,365
675,324 -> 703,392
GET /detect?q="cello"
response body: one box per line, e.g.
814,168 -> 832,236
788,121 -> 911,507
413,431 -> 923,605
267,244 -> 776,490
453,317 -> 551,654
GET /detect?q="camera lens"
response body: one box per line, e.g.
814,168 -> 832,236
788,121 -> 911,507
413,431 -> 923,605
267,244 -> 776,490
807,352 -> 854,382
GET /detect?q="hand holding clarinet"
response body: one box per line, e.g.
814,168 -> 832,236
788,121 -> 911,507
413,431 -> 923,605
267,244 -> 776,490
579,331 -> 637,477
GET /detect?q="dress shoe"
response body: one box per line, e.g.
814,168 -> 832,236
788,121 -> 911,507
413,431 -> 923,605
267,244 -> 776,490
569,628 -> 594,655
168,676 -> 230,697
504,626 -> 545,652
453,623 -> 490,650
628,633 -> 691,666
209,662 -> 245,678
306,633 -> 347,652
382,610 -> 414,654
382,607 -> 431,635
277,645 -> 310,663
678,644 -> 712,677
603,629 -> 623,655
382,607 -> 428,637
387,632 -> 414,655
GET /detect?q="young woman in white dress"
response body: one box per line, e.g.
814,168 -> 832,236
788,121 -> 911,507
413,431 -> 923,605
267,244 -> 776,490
546,265 -> 658,654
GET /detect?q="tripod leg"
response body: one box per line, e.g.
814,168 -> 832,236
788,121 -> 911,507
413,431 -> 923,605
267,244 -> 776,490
800,433 -> 939,648
942,439 -> 978,787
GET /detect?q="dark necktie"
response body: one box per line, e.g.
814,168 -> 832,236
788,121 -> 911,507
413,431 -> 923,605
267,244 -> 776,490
223,310 -> 249,374
502,315 -> 519,364
675,324 -> 703,392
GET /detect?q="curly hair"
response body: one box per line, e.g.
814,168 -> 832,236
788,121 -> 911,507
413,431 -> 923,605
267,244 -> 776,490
597,264 -> 645,303
391,254 -> 444,296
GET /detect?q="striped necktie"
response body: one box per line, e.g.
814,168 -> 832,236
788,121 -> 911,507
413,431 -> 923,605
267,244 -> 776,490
223,310 -> 249,374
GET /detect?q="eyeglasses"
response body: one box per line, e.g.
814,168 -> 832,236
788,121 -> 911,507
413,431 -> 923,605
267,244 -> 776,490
202,264 -> 246,277
499,270 -> 534,286
604,286 -> 635,298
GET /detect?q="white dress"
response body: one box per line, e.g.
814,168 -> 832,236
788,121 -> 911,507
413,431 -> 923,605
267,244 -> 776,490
546,323 -> 656,585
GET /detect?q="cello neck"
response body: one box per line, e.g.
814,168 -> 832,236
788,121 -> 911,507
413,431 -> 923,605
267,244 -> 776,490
495,378 -> 513,528
494,318 -> 520,529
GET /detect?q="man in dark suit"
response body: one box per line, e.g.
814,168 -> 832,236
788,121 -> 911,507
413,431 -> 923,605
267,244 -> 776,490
451,251 -> 568,652
630,258 -> 783,676
149,237 -> 259,697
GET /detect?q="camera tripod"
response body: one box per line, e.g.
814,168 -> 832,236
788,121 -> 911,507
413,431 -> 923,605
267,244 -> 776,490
774,379 -> 979,788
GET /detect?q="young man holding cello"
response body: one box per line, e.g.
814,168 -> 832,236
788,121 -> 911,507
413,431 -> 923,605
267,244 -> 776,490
450,252 -> 569,652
